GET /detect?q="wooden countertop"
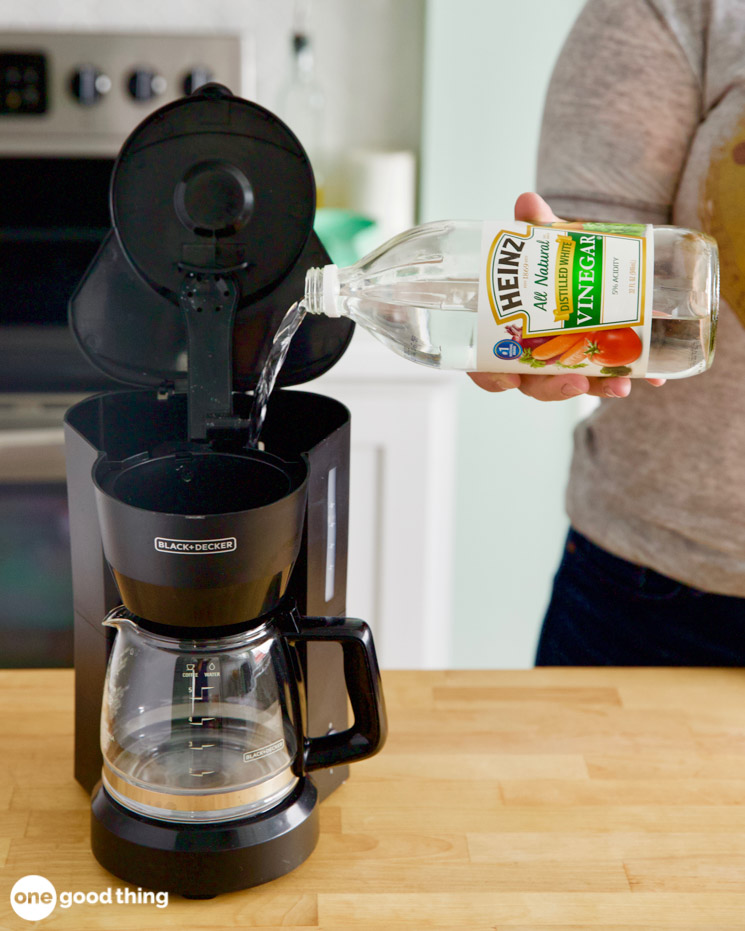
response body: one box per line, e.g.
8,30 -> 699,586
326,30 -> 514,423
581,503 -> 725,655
3,667 -> 745,929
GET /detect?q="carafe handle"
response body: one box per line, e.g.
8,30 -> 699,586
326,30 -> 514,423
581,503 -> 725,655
287,617 -> 387,771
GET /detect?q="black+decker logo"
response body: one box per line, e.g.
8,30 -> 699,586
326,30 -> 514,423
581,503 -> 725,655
154,537 -> 237,554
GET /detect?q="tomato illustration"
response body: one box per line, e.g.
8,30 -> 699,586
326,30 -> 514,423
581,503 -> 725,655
588,327 -> 642,366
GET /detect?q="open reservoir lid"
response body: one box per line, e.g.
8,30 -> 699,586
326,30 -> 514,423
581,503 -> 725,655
68,83 -> 352,395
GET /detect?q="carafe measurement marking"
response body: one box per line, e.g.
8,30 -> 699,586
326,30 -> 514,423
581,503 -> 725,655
187,661 -> 219,778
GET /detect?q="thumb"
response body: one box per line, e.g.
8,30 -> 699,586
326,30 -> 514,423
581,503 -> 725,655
514,191 -> 560,224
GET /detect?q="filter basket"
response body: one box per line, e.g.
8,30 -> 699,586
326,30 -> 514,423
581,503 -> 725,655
93,446 -> 308,628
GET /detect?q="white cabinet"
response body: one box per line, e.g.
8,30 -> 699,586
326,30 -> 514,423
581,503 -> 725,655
308,330 -> 459,669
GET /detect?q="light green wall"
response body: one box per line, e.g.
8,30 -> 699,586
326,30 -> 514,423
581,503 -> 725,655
420,0 -> 589,667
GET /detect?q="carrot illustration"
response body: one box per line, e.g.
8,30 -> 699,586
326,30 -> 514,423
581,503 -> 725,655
531,332 -> 587,361
559,332 -> 596,365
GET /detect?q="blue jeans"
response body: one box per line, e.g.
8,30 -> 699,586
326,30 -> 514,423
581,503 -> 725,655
535,529 -> 745,666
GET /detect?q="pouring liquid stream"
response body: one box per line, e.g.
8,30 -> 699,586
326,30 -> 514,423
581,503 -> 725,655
246,300 -> 307,448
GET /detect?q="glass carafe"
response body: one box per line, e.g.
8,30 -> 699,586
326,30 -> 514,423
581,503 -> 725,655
100,608 -> 385,824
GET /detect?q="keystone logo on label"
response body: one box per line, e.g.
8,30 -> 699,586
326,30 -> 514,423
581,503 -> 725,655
154,537 -> 237,554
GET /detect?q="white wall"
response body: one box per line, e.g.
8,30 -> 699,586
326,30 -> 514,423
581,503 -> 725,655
420,0 -> 590,668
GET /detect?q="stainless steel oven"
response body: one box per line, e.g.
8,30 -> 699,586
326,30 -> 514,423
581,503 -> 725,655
0,31 -> 243,665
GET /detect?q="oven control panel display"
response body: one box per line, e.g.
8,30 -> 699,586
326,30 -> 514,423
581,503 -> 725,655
0,52 -> 46,114
0,34 -> 245,153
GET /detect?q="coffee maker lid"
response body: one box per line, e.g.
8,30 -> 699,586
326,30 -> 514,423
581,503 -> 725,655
69,84 -> 353,392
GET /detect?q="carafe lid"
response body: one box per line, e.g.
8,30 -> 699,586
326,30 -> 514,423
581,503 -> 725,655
68,84 -> 352,395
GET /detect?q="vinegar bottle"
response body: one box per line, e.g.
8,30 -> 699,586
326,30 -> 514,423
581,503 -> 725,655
303,220 -> 719,379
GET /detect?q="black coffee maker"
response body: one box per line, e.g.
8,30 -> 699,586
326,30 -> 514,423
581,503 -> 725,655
63,84 -> 387,897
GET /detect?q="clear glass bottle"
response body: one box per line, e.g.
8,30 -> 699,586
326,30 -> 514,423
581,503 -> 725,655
303,220 -> 719,379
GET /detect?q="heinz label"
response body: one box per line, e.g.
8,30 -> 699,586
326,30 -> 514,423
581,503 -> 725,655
477,221 -> 653,376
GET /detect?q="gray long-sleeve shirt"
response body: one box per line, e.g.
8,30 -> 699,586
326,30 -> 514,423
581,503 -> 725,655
538,0 -> 745,594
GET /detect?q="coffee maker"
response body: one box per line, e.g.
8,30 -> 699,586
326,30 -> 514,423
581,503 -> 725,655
63,84 -> 387,897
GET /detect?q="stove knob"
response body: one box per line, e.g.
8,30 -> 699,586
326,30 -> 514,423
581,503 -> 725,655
182,67 -> 214,96
70,66 -> 112,106
127,68 -> 167,102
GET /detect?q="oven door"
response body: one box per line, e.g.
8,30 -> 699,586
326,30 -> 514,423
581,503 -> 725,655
0,157 -> 118,394
0,398 -> 74,666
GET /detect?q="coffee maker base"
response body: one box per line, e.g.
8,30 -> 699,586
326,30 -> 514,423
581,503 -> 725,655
90,776 -> 319,897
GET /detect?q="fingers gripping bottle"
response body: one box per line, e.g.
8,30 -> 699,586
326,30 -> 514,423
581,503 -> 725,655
303,220 -> 719,379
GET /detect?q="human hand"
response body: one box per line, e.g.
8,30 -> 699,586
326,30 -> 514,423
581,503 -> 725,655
468,192 -> 666,401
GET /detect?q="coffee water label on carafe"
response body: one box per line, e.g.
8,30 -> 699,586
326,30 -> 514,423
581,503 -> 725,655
476,221 -> 654,376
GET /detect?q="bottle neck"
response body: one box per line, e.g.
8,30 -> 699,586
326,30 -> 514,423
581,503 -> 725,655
304,264 -> 341,317
304,266 -> 324,314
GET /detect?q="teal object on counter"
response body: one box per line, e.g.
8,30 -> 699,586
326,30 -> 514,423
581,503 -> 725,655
314,208 -> 376,266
